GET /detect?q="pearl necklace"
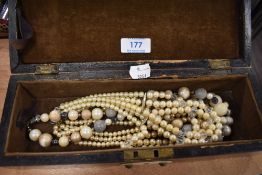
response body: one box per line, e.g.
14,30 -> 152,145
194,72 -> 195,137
27,88 -> 233,148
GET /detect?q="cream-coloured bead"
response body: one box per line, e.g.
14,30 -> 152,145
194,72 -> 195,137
166,124 -> 173,131
164,115 -> 171,121
152,124 -> 159,130
209,124 -> 216,130
194,132 -> 201,139
206,129 -> 213,136
215,129 -> 222,136
153,101 -> 160,108
211,134 -> 219,141
178,87 -> 190,99
158,109 -> 165,116
49,110 -> 61,123
59,136 -> 69,147
80,126 -> 93,139
157,128 -> 164,135
187,100 -> 193,107
207,93 -> 214,100
171,107 -> 178,114
197,109 -> 204,116
191,118 -> 198,125
173,100 -> 179,107
105,119 -> 112,125
201,121 -> 209,129
166,101 -> 173,108
172,119 -> 183,128
147,91 -> 154,99
159,91 -> 165,98
203,113 -> 210,120
170,135 -> 177,142
143,139 -> 150,146
80,109 -> 91,120
71,132 -> 81,143
193,101 -> 200,108
39,133 -> 52,147
40,113 -> 49,122
29,129 -> 42,141
154,116 -> 162,124
216,123 -> 223,129
139,91 -> 144,97
186,131 -> 193,138
160,101 -> 166,108
214,103 -> 229,116
160,120 -> 168,128
146,100 -> 153,106
184,138 -> 191,144
92,108 -> 103,120
178,107 -> 184,114
193,124 -> 200,131
172,127 -> 180,135
210,111 -> 217,118
165,108 -> 171,115
221,117 -> 227,124
153,91 -> 160,99
184,106 -> 191,113
191,139 -> 198,144
163,131 -> 171,138
68,110 -> 79,121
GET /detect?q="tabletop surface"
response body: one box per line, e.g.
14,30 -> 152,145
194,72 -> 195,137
0,39 -> 262,175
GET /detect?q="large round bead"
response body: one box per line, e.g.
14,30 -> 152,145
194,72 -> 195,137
178,87 -> 190,99
94,120 -> 106,132
40,113 -> 49,122
29,129 -> 42,141
59,136 -> 69,147
49,110 -> 61,123
195,88 -> 207,100
214,103 -> 229,116
92,108 -> 103,120
71,132 -> 81,143
68,110 -> 79,121
80,126 -> 93,139
39,133 -> 52,147
105,108 -> 117,118
81,109 -> 92,120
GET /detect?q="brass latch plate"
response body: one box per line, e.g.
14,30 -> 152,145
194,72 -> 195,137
208,59 -> 230,69
124,148 -> 173,161
35,64 -> 58,74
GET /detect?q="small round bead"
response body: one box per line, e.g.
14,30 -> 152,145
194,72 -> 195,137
172,127 -> 180,135
166,124 -> 173,131
207,93 -> 214,100
170,135 -> 177,142
147,91 -> 154,99
105,119 -> 112,125
184,138 -> 191,144
191,139 -> 198,144
215,129 -> 222,136
81,109 -> 92,120
29,129 -> 42,141
226,117 -> 234,125
59,136 -> 69,147
68,110 -> 79,121
153,91 -> 160,99
40,113 -> 49,122
49,110 -> 61,123
211,135 -> 219,141
206,129 -> 213,136
186,131 -> 193,139
223,125 -> 231,136
163,131 -> 170,138
159,91 -> 165,98
172,119 -> 183,128
39,133 -> 52,147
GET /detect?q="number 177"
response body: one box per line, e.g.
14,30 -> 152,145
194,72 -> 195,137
130,42 -> 142,48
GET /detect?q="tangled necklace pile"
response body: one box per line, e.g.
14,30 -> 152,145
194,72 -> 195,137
27,87 -> 233,148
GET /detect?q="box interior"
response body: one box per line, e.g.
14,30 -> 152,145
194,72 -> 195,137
19,0 -> 240,64
5,75 -> 262,155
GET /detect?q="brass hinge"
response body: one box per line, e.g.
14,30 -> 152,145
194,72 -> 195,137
124,148 -> 173,161
35,64 -> 58,75
208,59 -> 231,69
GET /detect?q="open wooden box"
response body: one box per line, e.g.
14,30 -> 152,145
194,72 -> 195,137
0,0 -> 262,166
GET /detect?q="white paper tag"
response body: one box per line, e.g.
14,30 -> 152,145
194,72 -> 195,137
121,38 -> 151,53
129,64 -> 151,79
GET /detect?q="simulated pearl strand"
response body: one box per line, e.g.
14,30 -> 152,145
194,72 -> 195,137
27,88 -> 233,148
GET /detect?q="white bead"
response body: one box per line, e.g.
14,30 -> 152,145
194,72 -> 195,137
40,113 -> 49,122
39,133 -> 52,147
68,110 -> 79,121
29,129 -> 42,141
214,103 -> 229,116
178,87 -> 190,99
59,136 -> 69,147
92,108 -> 103,120
80,126 -> 93,139
207,93 -> 214,100
49,110 -> 61,123
105,119 -> 112,125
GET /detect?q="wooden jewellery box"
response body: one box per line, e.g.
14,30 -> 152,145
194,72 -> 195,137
0,0 -> 262,166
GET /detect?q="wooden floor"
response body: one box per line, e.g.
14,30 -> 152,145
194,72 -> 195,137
0,39 -> 262,174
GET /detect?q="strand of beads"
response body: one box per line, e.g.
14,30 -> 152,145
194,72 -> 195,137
27,88 -> 233,148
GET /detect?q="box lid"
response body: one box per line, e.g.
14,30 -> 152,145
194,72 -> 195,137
9,0 -> 251,75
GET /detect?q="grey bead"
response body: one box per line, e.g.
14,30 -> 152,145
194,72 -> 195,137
223,125 -> 231,136
195,88 -> 207,99
94,120 -> 106,133
105,108 -> 117,118
182,124 -> 192,132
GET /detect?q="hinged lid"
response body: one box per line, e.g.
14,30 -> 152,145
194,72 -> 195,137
8,0 -> 251,75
